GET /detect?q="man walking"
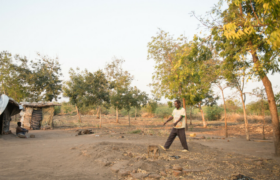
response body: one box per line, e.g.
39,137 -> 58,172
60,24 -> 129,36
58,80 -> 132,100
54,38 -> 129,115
160,100 -> 188,152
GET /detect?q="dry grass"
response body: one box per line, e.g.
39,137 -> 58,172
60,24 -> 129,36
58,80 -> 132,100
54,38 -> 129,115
221,113 -> 273,123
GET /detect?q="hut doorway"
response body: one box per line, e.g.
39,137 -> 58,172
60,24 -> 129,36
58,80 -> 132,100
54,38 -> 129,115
31,108 -> 43,130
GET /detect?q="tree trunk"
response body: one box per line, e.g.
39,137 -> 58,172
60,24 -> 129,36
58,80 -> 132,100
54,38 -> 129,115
128,111 -> 130,127
96,107 -> 100,119
183,98 -> 188,131
135,108 -> 137,120
75,105 -> 82,123
99,106 -> 102,128
116,107 -> 119,123
190,106 -> 192,125
221,89 -> 228,138
199,103 -> 207,128
252,53 -> 280,155
240,91 -> 250,141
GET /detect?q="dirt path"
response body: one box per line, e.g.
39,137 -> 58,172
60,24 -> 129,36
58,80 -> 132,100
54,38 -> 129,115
1,128 -> 280,180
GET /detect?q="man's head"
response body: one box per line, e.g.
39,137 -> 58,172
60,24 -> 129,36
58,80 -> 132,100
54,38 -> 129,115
174,99 -> 181,109
17,122 -> 21,127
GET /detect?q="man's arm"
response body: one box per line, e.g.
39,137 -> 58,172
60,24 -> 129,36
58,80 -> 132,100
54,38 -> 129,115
173,116 -> 184,126
163,116 -> 173,126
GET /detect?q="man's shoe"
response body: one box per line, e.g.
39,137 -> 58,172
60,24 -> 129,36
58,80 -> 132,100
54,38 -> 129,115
159,145 -> 167,151
182,149 -> 189,152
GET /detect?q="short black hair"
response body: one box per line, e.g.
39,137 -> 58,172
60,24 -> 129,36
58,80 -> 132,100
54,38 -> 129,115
174,99 -> 181,105
17,122 -> 21,126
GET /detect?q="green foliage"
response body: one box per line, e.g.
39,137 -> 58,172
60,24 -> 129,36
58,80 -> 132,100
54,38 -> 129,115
105,58 -> 133,111
275,91 -> 280,108
155,106 -> 173,118
29,53 -> 62,102
0,51 -> 30,101
167,101 -> 173,108
144,99 -> 158,114
0,51 -> 62,102
224,99 -> 242,113
128,129 -> 142,134
147,30 -> 219,110
63,68 -> 110,109
54,106 -> 61,115
206,105 -> 223,121
60,102 -> 76,114
246,100 -> 269,115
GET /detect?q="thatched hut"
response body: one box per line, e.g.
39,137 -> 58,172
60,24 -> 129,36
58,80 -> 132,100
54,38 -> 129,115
21,102 -> 60,130
0,94 -> 22,135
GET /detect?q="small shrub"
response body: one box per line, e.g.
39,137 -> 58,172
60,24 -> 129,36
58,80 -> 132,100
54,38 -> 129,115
206,106 -> 223,121
128,129 -> 142,134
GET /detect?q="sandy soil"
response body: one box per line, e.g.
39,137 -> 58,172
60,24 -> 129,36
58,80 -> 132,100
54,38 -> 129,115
0,115 -> 279,180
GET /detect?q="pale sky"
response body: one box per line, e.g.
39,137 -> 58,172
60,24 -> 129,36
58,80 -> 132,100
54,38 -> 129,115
1,0 -> 279,104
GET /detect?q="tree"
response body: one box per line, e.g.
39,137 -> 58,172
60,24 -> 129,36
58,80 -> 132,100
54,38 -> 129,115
147,30 -> 217,129
215,80 -> 229,137
0,51 -> 30,101
105,58 -> 133,123
178,36 -> 219,128
63,68 -> 110,125
131,86 -> 149,120
193,0 -> 280,155
116,86 -> 148,126
147,30 -> 190,129
28,54 -> 62,102
227,69 -> 251,141
248,87 -> 268,140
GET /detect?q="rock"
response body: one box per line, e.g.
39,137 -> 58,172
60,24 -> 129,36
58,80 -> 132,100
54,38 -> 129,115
149,173 -> 161,179
136,156 -> 146,160
160,171 -> 167,176
173,170 -> 182,177
182,169 -> 188,175
128,152 -> 133,158
183,167 -> 211,172
130,173 -> 148,179
30,134 -> 35,138
255,161 -> 264,166
112,146 -> 119,151
110,160 -> 129,173
96,159 -> 111,166
201,136 -> 205,139
118,169 -> 130,176
173,165 -> 183,171
120,136 -> 124,138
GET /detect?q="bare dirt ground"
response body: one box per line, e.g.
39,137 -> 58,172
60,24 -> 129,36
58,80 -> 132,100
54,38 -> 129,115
0,115 -> 280,180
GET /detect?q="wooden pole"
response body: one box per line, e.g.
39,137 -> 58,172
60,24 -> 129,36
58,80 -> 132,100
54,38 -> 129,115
128,111 -> 130,127
75,105 -> 82,123
99,106 -> 102,128
183,98 -> 188,131
116,107 -> 119,123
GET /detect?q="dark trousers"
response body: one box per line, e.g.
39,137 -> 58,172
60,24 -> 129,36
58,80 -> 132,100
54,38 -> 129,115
164,128 -> 188,150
